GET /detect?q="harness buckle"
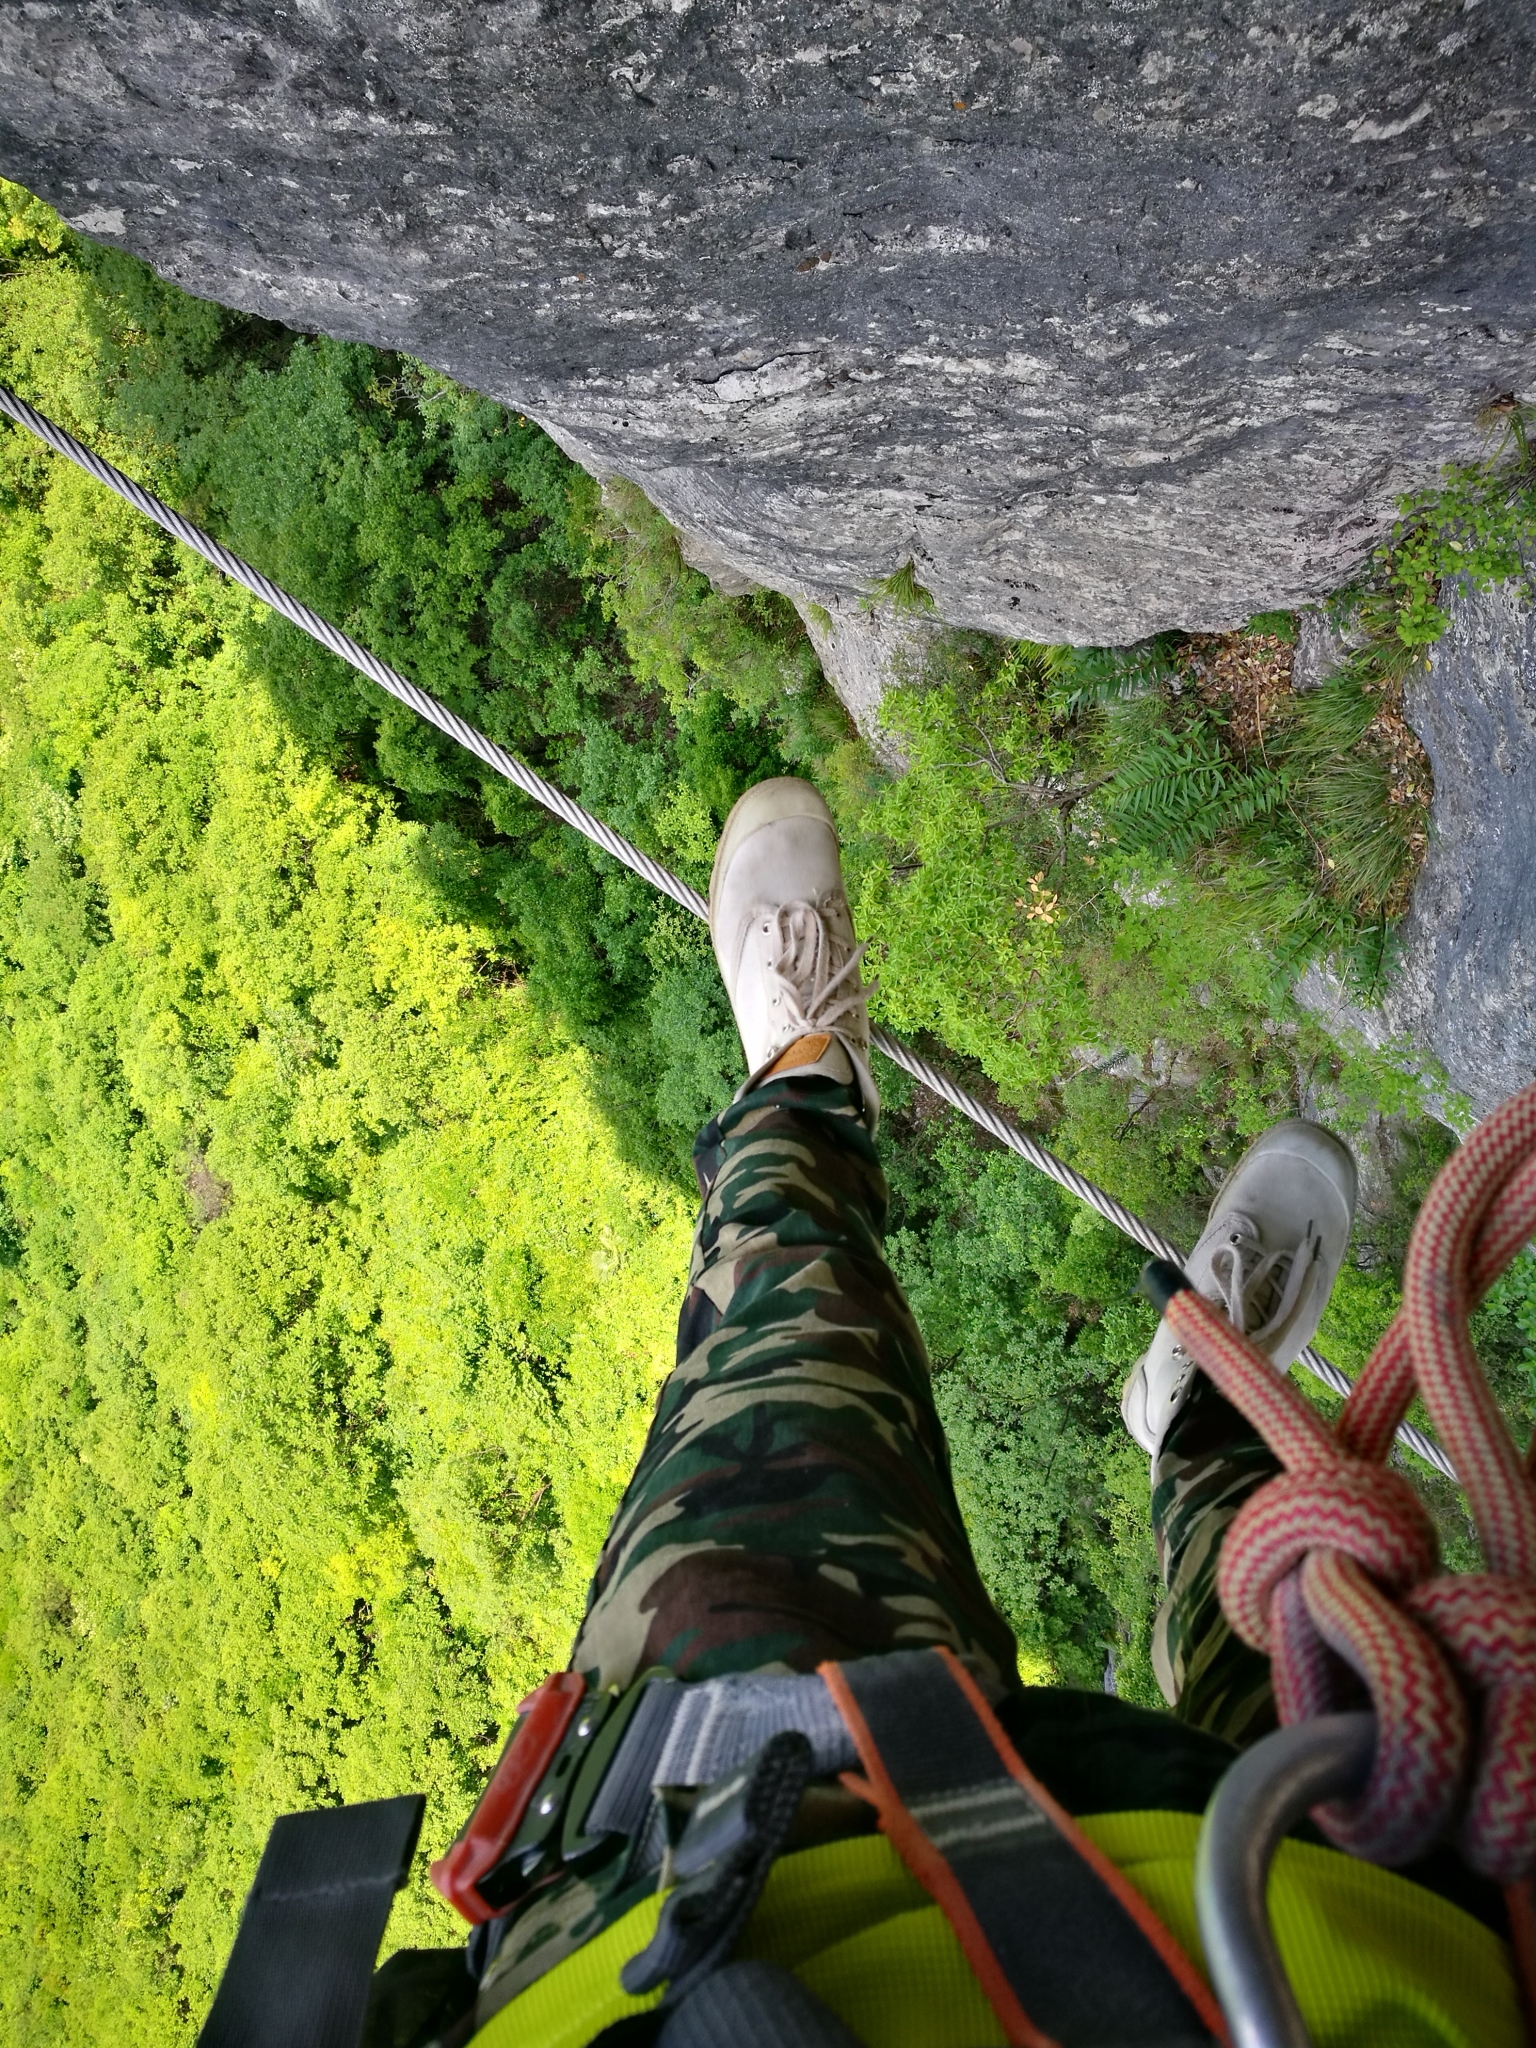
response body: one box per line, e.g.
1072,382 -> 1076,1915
429,1671 -> 587,1924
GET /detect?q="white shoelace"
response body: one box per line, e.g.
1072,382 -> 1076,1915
765,901 -> 876,1043
1205,1212 -> 1320,1346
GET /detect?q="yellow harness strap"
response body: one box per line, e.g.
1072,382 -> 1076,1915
472,1810 -> 1520,2048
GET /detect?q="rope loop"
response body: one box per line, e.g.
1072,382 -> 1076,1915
1218,1465 -> 1438,1649
1167,1079 -> 1536,1884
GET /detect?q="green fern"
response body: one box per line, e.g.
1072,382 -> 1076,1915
1100,718 -> 1287,860
1045,635 -> 1180,717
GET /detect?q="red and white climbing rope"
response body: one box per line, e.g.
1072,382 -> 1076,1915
0,382 -> 1461,1483
1164,1077 -> 1536,1881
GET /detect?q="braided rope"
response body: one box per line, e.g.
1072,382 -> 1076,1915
0,382 -> 1456,1482
1167,1078 -> 1536,1881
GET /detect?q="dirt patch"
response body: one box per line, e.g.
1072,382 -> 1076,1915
1177,631 -> 1294,756
185,1155 -> 231,1225
1364,683 -> 1433,819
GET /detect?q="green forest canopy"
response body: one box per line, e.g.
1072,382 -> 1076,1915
0,371 -> 698,2033
1,183 -> 1533,2042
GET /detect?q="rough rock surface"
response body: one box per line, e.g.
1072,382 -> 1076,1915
793,594 -> 940,767
1297,579 -> 1536,1124
1291,605 -> 1371,692
1,2 -> 1532,649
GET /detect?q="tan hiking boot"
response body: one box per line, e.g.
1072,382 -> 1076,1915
1121,1119 -> 1358,1456
708,777 -> 878,1130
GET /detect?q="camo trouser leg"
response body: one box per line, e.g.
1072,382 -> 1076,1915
1151,1373 -> 1281,1748
484,1085 -> 1282,2015
569,1073 -> 1022,1701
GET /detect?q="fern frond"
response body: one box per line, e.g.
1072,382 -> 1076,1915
1045,634 -> 1180,717
1099,718 -> 1286,860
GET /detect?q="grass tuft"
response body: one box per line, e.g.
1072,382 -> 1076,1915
866,557 -> 937,614
1270,671 -> 1429,917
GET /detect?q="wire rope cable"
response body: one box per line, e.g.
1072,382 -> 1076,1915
0,383 -> 1455,1483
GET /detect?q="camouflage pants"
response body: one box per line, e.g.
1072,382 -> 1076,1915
572,1074 -> 1278,1742
480,1080 -> 1283,2015
571,1074 -> 1022,1701
1152,1376 -> 1282,1747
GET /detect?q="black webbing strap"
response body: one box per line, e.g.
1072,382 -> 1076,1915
198,1794 -> 426,2048
822,1651 -> 1227,2048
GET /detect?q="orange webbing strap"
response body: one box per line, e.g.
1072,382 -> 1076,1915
819,1648 -> 1229,2048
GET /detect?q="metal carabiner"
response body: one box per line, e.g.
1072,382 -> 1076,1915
1195,1712 -> 1376,2048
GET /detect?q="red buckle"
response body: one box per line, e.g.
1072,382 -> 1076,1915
430,1671 -> 586,1924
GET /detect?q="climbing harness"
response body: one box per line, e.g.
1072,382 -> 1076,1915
444,1650 -> 1234,2047
0,382 -> 1454,1480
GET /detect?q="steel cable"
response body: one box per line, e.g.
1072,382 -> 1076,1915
0,383 -> 1455,1482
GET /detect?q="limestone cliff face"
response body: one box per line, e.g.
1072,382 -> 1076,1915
1298,581 -> 1536,1124
2,1 -> 1531,661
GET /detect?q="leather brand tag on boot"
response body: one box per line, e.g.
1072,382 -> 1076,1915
766,1034 -> 832,1077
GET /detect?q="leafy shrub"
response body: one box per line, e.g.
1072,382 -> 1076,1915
0,177 -> 67,260
585,477 -> 825,728
828,626 -> 1367,1155
1373,413 -> 1536,645
0,436 -> 696,2035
